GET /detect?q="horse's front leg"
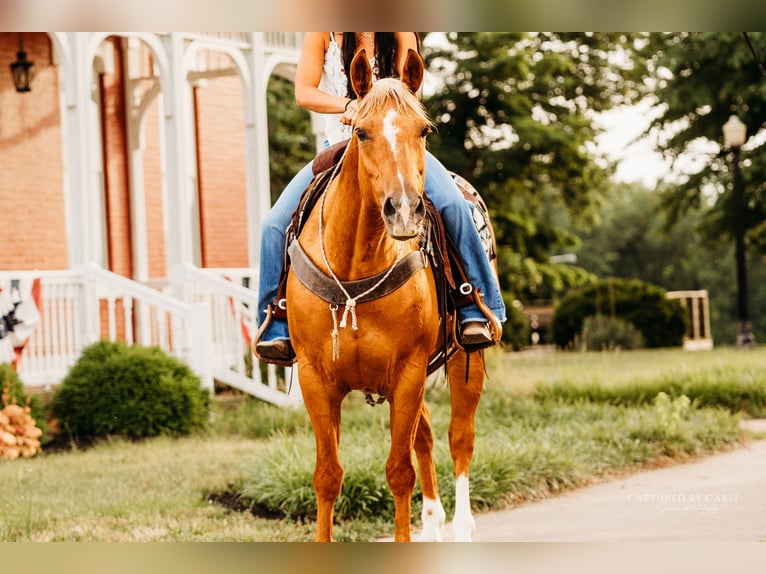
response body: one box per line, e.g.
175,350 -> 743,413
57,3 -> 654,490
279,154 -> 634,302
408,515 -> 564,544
447,350 -> 485,542
301,373 -> 345,542
413,402 -> 446,541
387,375 -> 428,542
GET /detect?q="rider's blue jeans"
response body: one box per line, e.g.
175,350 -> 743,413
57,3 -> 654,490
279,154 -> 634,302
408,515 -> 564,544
257,151 -> 507,341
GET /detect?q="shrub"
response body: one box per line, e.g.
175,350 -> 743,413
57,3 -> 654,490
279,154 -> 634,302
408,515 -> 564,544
1,377 -> 43,460
580,315 -> 645,351
1,363 -> 46,440
551,278 -> 687,349
501,295 -> 530,351
0,363 -> 43,416
51,341 -> 210,441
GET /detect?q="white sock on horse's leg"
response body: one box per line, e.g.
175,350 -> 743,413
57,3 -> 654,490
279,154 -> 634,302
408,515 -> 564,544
417,496 -> 446,542
451,474 -> 476,542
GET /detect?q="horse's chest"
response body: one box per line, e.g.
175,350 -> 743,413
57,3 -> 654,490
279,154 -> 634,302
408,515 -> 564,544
288,269 -> 438,380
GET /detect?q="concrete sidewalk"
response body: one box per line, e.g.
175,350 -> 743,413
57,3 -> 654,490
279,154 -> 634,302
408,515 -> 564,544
461,421 -> 766,542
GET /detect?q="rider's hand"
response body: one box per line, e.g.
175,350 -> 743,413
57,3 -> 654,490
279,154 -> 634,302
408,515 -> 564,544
341,99 -> 359,126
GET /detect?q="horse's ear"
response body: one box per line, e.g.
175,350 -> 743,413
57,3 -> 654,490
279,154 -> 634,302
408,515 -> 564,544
401,49 -> 424,94
350,49 -> 373,99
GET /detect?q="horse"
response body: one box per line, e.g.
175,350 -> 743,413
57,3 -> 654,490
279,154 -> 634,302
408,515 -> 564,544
285,47 -> 495,542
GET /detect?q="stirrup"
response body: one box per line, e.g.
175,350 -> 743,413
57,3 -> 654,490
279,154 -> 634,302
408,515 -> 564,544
252,304 -> 297,366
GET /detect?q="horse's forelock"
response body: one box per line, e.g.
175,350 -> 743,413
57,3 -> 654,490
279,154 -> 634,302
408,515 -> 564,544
356,78 -> 431,127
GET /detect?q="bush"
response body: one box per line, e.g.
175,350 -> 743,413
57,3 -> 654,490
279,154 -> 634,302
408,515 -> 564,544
1,363 -> 45,434
1,367 -> 44,459
501,296 -> 530,351
580,315 -> 645,351
51,341 -> 210,441
1,364 -> 26,403
551,278 -> 687,349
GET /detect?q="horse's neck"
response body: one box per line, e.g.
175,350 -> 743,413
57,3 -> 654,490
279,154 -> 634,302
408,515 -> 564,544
306,153 -> 405,281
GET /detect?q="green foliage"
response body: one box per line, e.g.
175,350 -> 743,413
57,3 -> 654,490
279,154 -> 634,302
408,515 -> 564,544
266,75 -> 315,204
568,182 -> 749,343
580,315 -> 645,351
240,434 -> 394,523
422,33 -> 639,299
51,341 -> 210,441
210,397 -> 311,439
551,278 -> 687,349
501,296 -> 529,351
652,392 -> 691,436
0,348 -> 755,541
1,363 -> 32,410
636,33 -> 766,231
533,363 -> 766,418
1,363 -> 45,431
636,33 -> 766,337
233,387 -> 742,524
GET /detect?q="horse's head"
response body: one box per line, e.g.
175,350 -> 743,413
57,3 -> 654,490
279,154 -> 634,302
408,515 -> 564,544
350,48 -> 432,240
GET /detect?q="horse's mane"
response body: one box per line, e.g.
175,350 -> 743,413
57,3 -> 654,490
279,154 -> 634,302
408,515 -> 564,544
356,78 -> 433,128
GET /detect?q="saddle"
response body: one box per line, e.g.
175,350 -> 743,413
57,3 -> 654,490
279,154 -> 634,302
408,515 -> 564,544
256,140 -> 500,370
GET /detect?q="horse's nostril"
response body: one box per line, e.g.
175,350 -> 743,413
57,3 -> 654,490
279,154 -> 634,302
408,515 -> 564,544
414,197 -> 425,218
383,197 -> 397,218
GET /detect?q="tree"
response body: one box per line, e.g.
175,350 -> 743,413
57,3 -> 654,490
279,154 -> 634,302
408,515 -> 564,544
570,181 -> 753,344
636,32 -> 766,344
266,75 -> 315,203
421,33 -> 641,300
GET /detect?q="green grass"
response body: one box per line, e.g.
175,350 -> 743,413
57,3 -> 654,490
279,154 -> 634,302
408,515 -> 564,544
489,346 -> 766,394
1,346 -> 763,541
233,386 -> 744,537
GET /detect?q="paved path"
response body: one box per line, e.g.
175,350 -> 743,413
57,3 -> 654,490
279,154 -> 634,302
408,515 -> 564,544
460,421 -> 766,542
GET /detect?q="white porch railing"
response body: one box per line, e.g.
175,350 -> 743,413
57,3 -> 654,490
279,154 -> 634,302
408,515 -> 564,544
5,264 -> 300,408
171,264 -> 301,408
84,263 -> 214,391
6,265 -> 212,393
3,270 -> 83,387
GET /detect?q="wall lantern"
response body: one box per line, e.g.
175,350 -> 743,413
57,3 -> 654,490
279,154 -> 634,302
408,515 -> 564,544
10,33 -> 34,93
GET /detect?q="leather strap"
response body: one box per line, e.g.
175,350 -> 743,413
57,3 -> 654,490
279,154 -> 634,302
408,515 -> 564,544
288,239 -> 428,305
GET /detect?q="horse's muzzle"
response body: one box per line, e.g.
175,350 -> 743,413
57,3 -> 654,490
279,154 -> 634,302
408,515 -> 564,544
382,195 -> 426,239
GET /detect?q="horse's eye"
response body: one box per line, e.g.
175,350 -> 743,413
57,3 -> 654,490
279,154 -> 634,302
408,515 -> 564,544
420,126 -> 431,138
355,128 -> 369,141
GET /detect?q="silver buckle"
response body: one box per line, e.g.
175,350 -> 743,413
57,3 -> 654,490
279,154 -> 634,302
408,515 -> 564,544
277,298 -> 287,311
459,283 -> 473,296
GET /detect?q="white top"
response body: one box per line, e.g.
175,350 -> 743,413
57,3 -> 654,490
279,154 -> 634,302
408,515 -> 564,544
316,32 -> 379,146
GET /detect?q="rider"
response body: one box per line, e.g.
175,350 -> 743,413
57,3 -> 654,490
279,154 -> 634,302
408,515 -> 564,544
255,32 -> 506,363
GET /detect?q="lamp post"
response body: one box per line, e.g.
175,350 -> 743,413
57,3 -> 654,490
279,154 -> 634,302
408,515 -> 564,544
722,114 -> 754,347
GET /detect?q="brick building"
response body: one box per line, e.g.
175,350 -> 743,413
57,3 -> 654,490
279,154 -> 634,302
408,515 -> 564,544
0,33 -> 305,406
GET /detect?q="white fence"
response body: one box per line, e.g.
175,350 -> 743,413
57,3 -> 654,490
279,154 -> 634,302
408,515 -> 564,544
3,265 -> 300,408
2,270 -> 83,386
173,264 -> 300,408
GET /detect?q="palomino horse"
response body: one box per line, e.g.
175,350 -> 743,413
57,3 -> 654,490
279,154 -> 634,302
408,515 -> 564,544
286,48 -> 496,542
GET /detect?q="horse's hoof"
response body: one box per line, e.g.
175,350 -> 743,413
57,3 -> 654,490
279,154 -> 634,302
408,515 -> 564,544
451,517 -> 476,542
418,498 -> 446,542
254,338 -> 295,364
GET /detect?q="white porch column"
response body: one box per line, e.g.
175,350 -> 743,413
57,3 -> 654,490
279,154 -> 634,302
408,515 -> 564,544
247,32 -> 275,269
160,33 -> 197,296
124,37 -> 161,286
58,33 -> 101,344
60,32 -> 92,271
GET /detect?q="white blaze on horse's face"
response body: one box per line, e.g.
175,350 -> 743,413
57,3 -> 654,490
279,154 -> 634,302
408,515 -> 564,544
378,108 -> 425,240
383,110 -> 412,227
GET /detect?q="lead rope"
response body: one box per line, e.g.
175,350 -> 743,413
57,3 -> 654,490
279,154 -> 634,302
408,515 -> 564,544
318,190 -> 405,360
